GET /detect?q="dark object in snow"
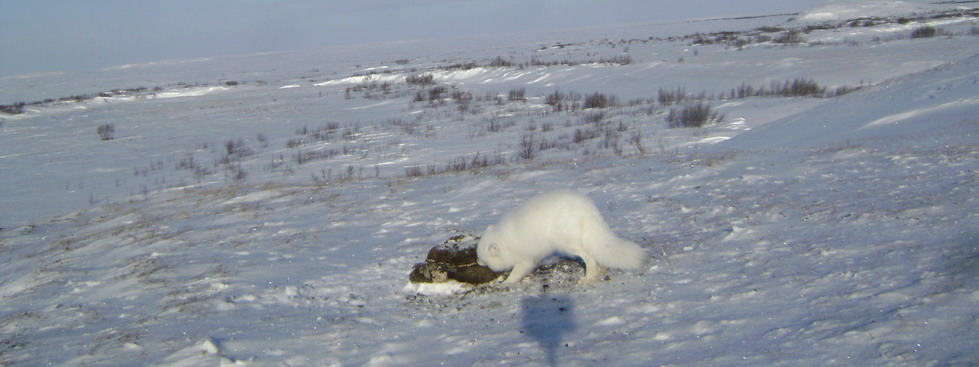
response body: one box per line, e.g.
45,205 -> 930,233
409,234 -> 503,285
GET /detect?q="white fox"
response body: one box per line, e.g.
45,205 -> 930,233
476,189 -> 647,283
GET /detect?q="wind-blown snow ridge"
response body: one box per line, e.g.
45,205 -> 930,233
718,53 -> 979,150
153,85 -> 230,99
799,0 -> 927,22
104,58 -> 216,71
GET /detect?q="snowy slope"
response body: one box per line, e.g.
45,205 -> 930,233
1,1 -> 978,366
718,53 -> 979,150
798,0 -> 929,22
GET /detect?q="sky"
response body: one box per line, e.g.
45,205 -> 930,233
0,0 -> 827,77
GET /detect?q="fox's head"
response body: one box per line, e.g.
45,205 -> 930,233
476,225 -> 509,271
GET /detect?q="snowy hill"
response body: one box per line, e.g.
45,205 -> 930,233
1,1 -> 977,365
719,53 -> 979,150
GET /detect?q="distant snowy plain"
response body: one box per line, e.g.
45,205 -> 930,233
1,1 -> 977,365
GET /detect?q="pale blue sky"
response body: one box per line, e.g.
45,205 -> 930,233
0,1 -> 823,77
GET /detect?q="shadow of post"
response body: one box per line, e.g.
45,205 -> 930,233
521,295 -> 577,367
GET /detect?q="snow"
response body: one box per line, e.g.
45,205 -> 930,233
1,1 -> 978,365
719,53 -> 979,150
154,86 -> 230,99
402,280 -> 473,296
798,1 -> 928,22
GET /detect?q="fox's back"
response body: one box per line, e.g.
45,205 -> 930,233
499,190 -> 605,246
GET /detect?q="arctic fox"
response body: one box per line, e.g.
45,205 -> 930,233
476,189 -> 647,283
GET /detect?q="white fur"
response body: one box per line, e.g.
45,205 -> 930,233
476,189 -> 647,283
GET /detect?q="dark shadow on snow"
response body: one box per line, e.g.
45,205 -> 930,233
521,295 -> 577,367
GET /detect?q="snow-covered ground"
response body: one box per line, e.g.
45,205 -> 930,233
1,1 -> 977,365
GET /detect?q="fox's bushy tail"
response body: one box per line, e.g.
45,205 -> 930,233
594,236 -> 648,269
584,219 -> 648,270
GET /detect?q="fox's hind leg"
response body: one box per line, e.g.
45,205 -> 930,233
579,254 -> 606,283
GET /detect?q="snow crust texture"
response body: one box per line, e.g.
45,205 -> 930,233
1,1 -> 978,365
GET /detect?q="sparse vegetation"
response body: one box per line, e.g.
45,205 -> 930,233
667,103 -> 722,128
774,30 -> 806,44
488,56 -> 514,68
518,133 -> 540,160
1,102 -> 26,115
403,151 -> 507,179
603,54 -> 633,65
6,7 -> 979,364
507,88 -> 527,102
227,163 -> 247,182
911,26 -> 938,39
224,138 -> 253,159
629,128 -> 646,156
3,7 -> 967,199
769,78 -> 825,97
97,124 -> 115,141
910,26 -> 952,39
658,86 -> 698,106
574,127 -> 601,144
583,111 -> 605,124
727,78 -> 859,99
484,115 -> 516,133
405,74 -> 435,85
584,92 -> 617,109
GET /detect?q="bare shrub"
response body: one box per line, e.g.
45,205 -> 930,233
286,138 -> 306,149
405,74 -> 434,85
518,133 -> 539,160
658,87 -> 687,105
225,138 -> 253,158
507,88 -> 527,102
728,78 -> 833,99
730,83 -> 756,99
405,166 -> 424,178
755,26 -> 785,33
668,103 -> 721,128
227,163 -> 247,182
583,111 -> 605,124
427,86 -> 447,103
629,129 -> 646,156
774,30 -> 806,44
452,90 -> 472,103
97,123 -> 115,141
405,151 -> 506,179
444,151 -> 498,173
771,78 -> 826,97
1,102 -> 26,115
584,92 -> 617,109
573,127 -> 600,144
829,85 -> 862,97
389,118 -> 427,136
489,56 -> 514,67
911,26 -> 951,39
545,89 -> 564,107
606,54 -> 633,65
601,127 -> 623,155
485,115 -> 515,133
294,148 -> 339,165
910,26 -> 937,39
